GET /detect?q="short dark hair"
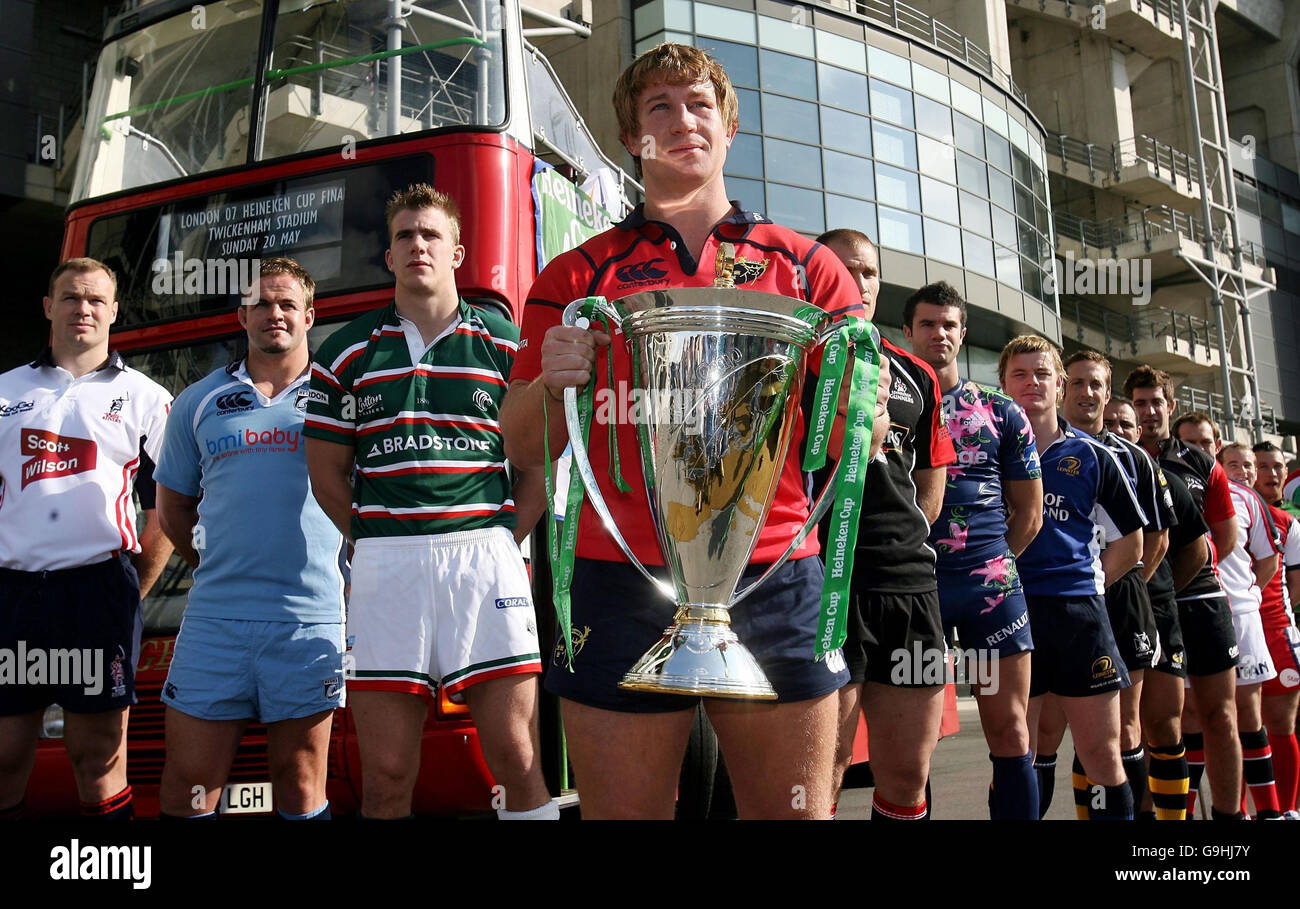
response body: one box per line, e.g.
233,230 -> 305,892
902,281 -> 966,329
1252,441 -> 1282,454
1122,364 -> 1175,407
1063,349 -> 1113,388
816,228 -> 875,253
48,257 -> 117,299
1172,410 -> 1219,444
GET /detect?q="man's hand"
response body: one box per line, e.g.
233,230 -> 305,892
502,323 -> 609,468
540,324 -> 610,401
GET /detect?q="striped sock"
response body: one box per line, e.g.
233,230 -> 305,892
1122,746 -> 1148,809
1147,742 -> 1189,821
1071,753 -> 1090,820
80,785 -> 133,820
1185,732 -> 1205,818
871,792 -> 927,820
1241,727 -> 1281,819
1033,752 -> 1056,818
1268,732 -> 1299,812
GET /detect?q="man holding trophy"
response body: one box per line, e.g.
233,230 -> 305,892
501,43 -> 888,819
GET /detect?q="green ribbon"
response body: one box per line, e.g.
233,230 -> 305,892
543,297 -> 620,670
812,318 -> 880,658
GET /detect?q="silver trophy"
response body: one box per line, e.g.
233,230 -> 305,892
561,246 -> 848,699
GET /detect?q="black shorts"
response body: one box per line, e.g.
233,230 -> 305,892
1148,590 -> 1187,678
1104,569 -> 1159,672
1176,595 -> 1239,677
544,556 -> 849,712
0,554 -> 141,715
843,588 -> 946,687
1026,592 -> 1130,698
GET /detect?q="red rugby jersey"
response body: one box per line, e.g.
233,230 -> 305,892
515,203 -> 863,565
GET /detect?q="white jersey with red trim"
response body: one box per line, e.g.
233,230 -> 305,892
1217,480 -> 1281,616
0,351 -> 171,571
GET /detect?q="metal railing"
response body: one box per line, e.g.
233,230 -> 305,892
1132,306 -> 1216,351
852,0 -> 1027,103
1006,0 -> 1184,28
1055,204 -> 1214,254
1063,295 -> 1138,356
1047,130 -> 1199,185
1176,386 -> 1278,434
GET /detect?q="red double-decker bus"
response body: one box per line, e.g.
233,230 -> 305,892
28,0 -> 633,818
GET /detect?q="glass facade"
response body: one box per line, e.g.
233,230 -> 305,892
632,0 -> 1056,312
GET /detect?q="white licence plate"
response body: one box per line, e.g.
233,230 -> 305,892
217,782 -> 272,815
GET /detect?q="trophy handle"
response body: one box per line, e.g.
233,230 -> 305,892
730,320 -> 876,607
559,298 -> 676,602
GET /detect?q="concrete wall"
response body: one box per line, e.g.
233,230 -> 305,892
915,0 -> 1012,73
1219,0 -> 1300,173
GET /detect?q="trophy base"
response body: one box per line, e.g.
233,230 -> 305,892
619,606 -> 778,700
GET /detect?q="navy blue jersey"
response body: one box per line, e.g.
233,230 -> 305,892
1018,420 -> 1147,597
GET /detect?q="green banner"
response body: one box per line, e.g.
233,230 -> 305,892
533,168 -> 614,267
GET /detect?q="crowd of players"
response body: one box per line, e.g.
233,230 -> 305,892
2,42 -> 1299,820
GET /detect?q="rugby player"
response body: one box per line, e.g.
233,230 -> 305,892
1001,336 -> 1145,819
817,248 -> 957,822
1125,369 -> 1243,819
499,44 -> 883,819
0,258 -> 174,819
154,259 -> 344,819
305,185 -> 554,820
1180,424 -> 1283,819
902,281 -> 1042,819
1253,441 -> 1300,814
1043,352 -> 1174,818
1103,396 -> 1206,820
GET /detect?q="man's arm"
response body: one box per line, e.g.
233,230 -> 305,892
1253,553 -> 1279,590
1208,517 -> 1237,564
1003,477 -> 1043,558
913,466 -> 945,526
133,508 -> 174,599
510,466 -> 550,545
1101,528 -> 1143,588
155,485 -> 202,569
1141,528 -> 1169,583
305,437 -> 356,540
1171,536 -> 1208,591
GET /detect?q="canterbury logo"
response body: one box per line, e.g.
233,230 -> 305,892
215,391 -> 254,411
615,258 -> 669,284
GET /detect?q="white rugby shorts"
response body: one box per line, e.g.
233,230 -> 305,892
346,527 -> 541,701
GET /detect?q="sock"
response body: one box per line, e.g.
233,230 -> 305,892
990,752 -> 1039,820
1241,727 -> 1281,819
1147,742 -> 1189,821
829,800 -> 837,819
1033,752 -> 1057,818
1137,810 -> 1157,821
0,800 -> 22,820
497,800 -> 560,820
1122,746 -> 1148,809
278,801 -> 331,820
1071,753 -> 1090,821
1211,806 -> 1244,820
1087,782 -> 1135,820
357,813 -> 415,820
1185,732 -> 1205,818
1268,732 -> 1299,812
159,810 -> 216,819
80,786 -> 133,820
871,792 -> 927,820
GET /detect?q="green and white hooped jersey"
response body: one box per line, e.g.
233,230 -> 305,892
304,300 -> 517,540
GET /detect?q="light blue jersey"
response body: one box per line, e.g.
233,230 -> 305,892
155,361 -> 345,623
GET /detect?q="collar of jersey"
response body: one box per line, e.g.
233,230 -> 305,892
223,358 -> 311,406
31,348 -> 125,372
615,199 -> 770,231
388,298 -> 476,363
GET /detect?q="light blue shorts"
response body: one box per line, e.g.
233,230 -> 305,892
162,617 -> 345,723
